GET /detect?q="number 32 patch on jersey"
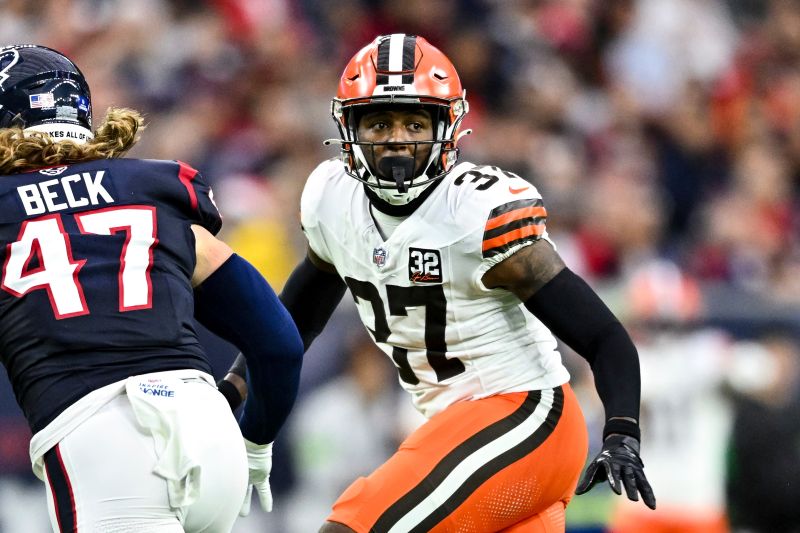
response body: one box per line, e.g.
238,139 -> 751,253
408,248 -> 442,284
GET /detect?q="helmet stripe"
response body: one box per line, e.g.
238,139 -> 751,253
387,34 -> 405,85
401,35 -> 416,84
375,34 -> 417,86
376,36 -> 391,86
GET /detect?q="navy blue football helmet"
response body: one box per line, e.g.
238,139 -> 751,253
0,44 -> 92,132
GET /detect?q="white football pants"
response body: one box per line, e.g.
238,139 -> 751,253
41,375 -> 248,532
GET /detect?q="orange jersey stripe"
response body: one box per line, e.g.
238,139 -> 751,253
485,206 -> 547,231
482,224 -> 544,252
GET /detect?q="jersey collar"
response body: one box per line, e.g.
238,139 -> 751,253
363,177 -> 444,217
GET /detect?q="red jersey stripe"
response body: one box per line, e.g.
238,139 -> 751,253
177,161 -> 198,211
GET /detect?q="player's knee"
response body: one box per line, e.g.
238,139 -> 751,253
319,521 -> 357,533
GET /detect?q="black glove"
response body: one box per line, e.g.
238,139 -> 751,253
575,434 -> 656,510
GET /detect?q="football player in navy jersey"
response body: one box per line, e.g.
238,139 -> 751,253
223,34 -> 656,532
0,44 -> 302,532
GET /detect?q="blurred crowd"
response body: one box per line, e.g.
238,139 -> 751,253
1,0 -> 800,532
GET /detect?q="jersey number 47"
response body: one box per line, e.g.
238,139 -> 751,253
1,206 -> 157,319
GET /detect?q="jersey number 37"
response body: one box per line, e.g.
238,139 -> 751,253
344,276 -> 465,385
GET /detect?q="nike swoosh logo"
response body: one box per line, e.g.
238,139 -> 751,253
509,186 -> 530,194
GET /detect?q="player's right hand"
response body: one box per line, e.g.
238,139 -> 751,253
575,434 -> 656,509
240,439 -> 274,516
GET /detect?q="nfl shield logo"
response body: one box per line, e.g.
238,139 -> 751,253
372,247 -> 388,268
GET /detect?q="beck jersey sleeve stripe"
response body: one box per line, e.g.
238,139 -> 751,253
482,199 -> 547,258
174,159 -> 223,235
176,160 -> 199,211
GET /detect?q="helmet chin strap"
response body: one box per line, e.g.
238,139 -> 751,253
377,156 -> 415,193
363,174 -> 444,216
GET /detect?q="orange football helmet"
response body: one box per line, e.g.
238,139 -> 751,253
327,34 -> 470,205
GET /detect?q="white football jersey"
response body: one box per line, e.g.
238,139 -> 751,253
301,159 -> 570,417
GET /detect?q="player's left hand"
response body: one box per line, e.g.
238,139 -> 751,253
575,434 -> 656,509
240,439 -> 274,516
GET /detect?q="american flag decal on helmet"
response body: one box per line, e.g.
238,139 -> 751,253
376,34 -> 416,86
482,199 -> 547,258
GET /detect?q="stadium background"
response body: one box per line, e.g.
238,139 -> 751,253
1,0 -> 799,531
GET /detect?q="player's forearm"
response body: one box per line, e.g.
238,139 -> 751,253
524,267 -> 641,439
217,356 -> 248,411
580,322 -> 641,439
194,254 -> 303,444
279,255 -> 346,350
217,255 -> 346,412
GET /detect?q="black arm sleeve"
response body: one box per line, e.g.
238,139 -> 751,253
279,255 -> 347,351
524,267 -> 641,440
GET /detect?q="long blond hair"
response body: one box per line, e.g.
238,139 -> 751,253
0,107 -> 145,174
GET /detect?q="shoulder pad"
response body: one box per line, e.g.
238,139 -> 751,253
301,158 -> 346,230
446,164 -> 548,258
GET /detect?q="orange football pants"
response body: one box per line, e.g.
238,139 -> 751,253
328,384 -> 588,533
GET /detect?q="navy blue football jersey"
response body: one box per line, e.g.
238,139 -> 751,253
0,158 -> 222,432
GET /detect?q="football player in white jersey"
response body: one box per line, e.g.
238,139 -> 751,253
225,33 -> 656,532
